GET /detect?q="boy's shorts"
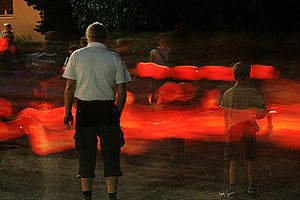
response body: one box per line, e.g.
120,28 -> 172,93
224,121 -> 257,161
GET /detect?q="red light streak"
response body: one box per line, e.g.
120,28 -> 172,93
135,62 -> 278,81
0,37 -> 9,53
0,99 -> 300,154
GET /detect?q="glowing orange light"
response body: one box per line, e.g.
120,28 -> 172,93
176,82 -> 196,102
172,66 -> 201,80
201,66 -> 234,81
1,96 -> 300,155
251,64 -> 278,79
0,97 -> 12,118
155,82 -> 183,104
201,89 -> 222,110
136,62 -> 173,79
135,62 -> 278,81
0,37 -> 8,53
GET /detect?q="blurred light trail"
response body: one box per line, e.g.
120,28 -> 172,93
0,37 -> 8,53
136,62 -> 278,81
154,82 -> 196,104
1,97 -> 300,155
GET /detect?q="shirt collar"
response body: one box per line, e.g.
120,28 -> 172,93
87,42 -> 107,49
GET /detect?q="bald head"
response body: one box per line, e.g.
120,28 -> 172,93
86,22 -> 108,43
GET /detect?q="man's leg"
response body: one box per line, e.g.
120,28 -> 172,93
106,176 -> 118,199
75,126 -> 98,200
81,178 -> 93,200
81,178 -> 93,191
100,125 -> 124,200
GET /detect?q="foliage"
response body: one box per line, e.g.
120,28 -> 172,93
24,0 -> 82,36
24,0 -> 299,34
71,0 -> 300,33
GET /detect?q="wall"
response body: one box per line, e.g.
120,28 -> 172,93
0,0 -> 44,41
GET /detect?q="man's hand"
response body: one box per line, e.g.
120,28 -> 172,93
64,113 -> 73,130
64,79 -> 76,130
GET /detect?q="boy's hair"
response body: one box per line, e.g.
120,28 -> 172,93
157,32 -> 170,42
69,45 -> 78,53
116,38 -> 131,48
3,23 -> 11,29
232,62 -> 251,81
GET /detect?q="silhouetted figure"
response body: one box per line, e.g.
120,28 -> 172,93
150,32 -> 171,66
115,38 -> 132,57
63,22 -> 131,200
60,45 -> 79,74
219,62 -> 267,197
79,36 -> 88,48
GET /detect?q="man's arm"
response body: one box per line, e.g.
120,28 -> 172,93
64,79 -> 76,129
116,83 -> 127,113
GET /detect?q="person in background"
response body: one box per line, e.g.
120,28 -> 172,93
219,62 -> 267,197
63,22 -> 131,200
80,36 -> 88,48
0,23 -> 16,57
115,38 -> 132,57
149,32 -> 171,66
60,45 -> 78,74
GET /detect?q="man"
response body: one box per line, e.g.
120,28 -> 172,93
63,22 -> 131,200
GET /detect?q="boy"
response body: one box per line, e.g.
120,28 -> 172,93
0,23 -> 16,57
115,38 -> 132,57
219,62 -> 267,197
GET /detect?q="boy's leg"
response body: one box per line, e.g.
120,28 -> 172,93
247,161 -> 255,186
230,161 -> 238,185
243,136 -> 257,194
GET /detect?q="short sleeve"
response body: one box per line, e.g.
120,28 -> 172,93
253,91 -> 265,108
115,55 -> 132,84
62,52 -> 77,80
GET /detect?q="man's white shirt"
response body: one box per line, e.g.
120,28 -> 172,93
63,42 -> 131,101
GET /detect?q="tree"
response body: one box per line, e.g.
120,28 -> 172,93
24,0 -> 82,38
25,0 -> 300,34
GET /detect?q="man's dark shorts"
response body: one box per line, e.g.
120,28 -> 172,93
74,99 -> 125,178
224,121 -> 257,161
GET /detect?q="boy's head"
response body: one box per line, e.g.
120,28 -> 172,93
116,38 -> 131,56
157,32 -> 170,49
232,62 -> 251,82
68,45 -> 78,55
79,36 -> 87,47
3,23 -> 11,31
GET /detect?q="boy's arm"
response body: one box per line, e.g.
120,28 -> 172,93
223,108 -> 229,131
254,91 -> 267,119
255,105 -> 267,119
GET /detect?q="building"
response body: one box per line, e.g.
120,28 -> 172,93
0,0 -> 44,41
